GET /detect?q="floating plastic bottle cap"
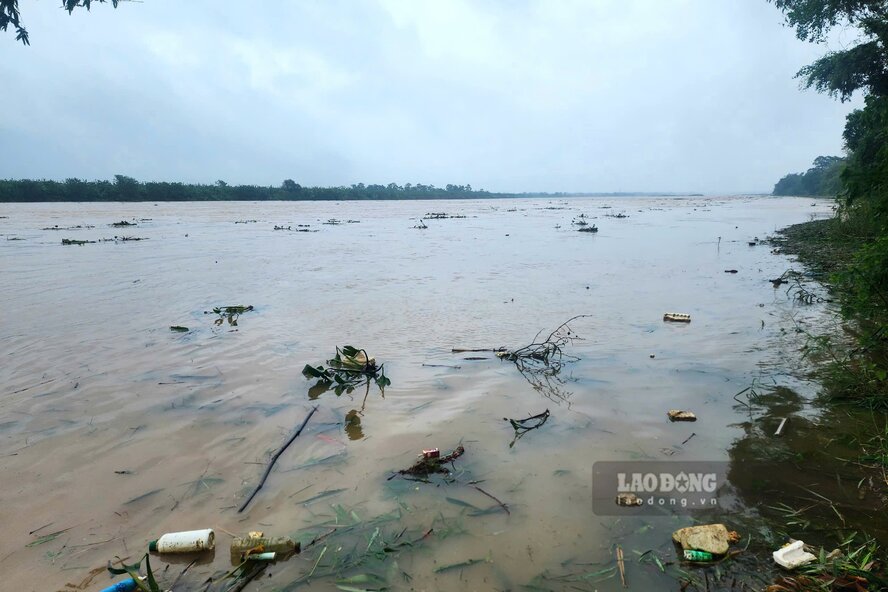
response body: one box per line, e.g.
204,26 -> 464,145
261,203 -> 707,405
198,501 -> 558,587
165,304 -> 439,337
148,540 -> 158,552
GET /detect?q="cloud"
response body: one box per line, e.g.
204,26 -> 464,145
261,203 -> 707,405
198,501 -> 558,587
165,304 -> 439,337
0,0 -> 862,192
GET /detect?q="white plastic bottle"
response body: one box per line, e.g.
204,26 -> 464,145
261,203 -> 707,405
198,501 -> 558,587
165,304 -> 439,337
148,528 -> 215,553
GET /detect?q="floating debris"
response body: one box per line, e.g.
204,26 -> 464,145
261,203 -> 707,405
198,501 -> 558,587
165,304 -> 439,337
100,236 -> 148,242
230,533 -> 299,564
684,549 -> 716,562
672,524 -> 732,555
577,225 -> 599,233
169,326 -> 189,333
667,410 -> 697,422
205,305 -> 254,327
26,528 -> 71,547
504,409 -> 550,448
148,528 -> 215,554
42,224 -> 94,230
302,346 -> 390,395
433,553 -> 492,573
494,315 -> 590,402
424,212 -> 466,219
616,492 -> 643,507
61,238 -> 96,245
775,417 -> 789,436
239,406 -> 319,513
773,540 -> 816,569
111,220 -> 137,227
392,444 -> 465,479
663,312 -> 691,323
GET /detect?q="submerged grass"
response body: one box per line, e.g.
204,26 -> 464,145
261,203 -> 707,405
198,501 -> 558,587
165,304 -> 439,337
772,216 -> 888,409
279,503 -> 435,591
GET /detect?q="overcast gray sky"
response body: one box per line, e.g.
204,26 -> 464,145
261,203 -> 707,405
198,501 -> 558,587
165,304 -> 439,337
0,1 -> 863,193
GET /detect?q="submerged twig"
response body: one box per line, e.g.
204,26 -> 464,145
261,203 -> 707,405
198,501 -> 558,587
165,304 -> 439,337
471,485 -> 510,515
505,409 -> 550,448
238,405 -> 319,512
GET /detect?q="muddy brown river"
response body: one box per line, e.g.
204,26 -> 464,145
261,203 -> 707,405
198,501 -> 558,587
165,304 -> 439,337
0,196 -> 847,591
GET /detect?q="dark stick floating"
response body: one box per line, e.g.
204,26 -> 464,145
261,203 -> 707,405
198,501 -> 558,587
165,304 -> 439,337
238,405 -> 319,513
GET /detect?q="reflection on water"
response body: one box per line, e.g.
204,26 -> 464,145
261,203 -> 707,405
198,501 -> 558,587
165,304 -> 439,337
344,409 -> 364,440
0,196 -> 844,590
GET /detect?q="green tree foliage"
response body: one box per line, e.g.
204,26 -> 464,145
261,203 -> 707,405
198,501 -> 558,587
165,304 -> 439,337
1,0 -> 119,45
0,0 -> 26,44
773,155 -> 846,195
770,0 -> 888,399
842,95 -> 888,210
770,0 -> 888,101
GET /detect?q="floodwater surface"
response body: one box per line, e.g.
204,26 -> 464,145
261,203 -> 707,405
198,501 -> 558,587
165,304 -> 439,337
0,196 -> 842,591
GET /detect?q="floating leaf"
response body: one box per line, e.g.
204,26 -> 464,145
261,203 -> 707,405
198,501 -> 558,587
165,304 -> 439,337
26,528 -> 70,547
295,488 -> 347,505
445,497 -> 482,511
433,553 -> 492,573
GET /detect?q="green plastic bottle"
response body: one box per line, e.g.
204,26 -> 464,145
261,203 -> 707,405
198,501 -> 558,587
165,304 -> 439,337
683,549 -> 715,561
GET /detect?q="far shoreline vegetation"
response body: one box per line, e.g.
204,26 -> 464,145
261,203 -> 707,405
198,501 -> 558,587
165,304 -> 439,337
0,176 -> 705,202
772,155 -> 845,196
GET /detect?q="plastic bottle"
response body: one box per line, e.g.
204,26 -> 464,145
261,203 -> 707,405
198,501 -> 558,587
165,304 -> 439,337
148,528 -> 215,553
99,577 -> 144,592
683,549 -> 715,561
230,536 -> 299,564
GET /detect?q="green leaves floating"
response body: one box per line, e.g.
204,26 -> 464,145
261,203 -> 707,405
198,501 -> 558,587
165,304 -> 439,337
302,346 -> 391,395
205,304 -> 253,327
107,554 -> 160,592
26,528 -> 71,547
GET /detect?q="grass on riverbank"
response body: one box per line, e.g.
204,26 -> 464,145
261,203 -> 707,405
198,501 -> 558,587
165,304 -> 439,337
772,210 -> 888,411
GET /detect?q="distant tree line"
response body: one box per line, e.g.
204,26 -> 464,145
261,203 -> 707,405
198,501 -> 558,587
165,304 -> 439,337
0,176 -> 507,202
772,155 -> 845,196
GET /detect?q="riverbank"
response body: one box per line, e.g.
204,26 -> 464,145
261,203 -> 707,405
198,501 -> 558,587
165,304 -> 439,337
741,214 -> 888,589
771,217 -> 855,280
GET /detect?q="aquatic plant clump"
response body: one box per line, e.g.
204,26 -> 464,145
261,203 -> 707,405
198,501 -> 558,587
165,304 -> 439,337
302,345 -> 391,395
205,305 -> 254,326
